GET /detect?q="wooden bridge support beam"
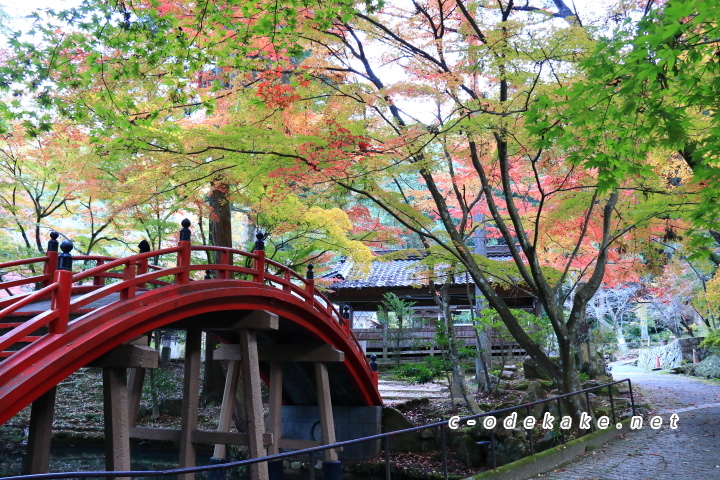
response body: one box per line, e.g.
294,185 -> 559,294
240,328 -> 268,480
315,362 -> 338,462
93,340 -> 158,479
179,328 -> 202,480
103,367 -> 131,479
267,361 -> 283,455
127,336 -> 151,427
23,386 -> 56,475
212,359 -> 241,460
127,367 -> 145,427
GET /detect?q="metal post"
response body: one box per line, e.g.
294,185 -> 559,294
556,398 -> 565,444
440,425 -> 448,480
268,460 -> 283,480
57,239 -> 73,271
628,379 -> 636,416
254,232 -> 265,251
253,233 -> 266,284
585,391 -> 595,432
526,405 -> 534,454
306,264 -> 315,301
490,429 -> 497,469
384,436 -> 391,480
322,462 -> 342,480
137,240 -> 150,289
308,451 -> 315,480
207,458 -> 226,480
608,384 -> 616,424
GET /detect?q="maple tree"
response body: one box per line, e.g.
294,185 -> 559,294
279,0 -> 665,408
0,123 -> 75,255
536,0 -> 720,340
8,0 -> 381,268
538,0 -> 720,256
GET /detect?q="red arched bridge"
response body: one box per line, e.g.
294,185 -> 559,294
0,220 -> 382,479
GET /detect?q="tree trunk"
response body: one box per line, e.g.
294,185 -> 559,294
434,277 -> 480,414
472,214 -> 492,392
614,322 -> 628,355
208,181 -> 233,255
202,180 -> 233,404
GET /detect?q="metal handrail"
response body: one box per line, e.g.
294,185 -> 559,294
0,379 -> 637,480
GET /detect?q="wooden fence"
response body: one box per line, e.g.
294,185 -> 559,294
353,325 -> 526,364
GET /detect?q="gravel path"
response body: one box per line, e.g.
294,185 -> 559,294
537,362 -> 720,480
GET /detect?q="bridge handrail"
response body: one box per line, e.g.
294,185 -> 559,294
189,245 -> 351,329
0,275 -> 51,292
0,226 -> 371,380
0,256 -> 49,269
0,254 -> 167,294
189,245 -> 260,257
68,268 -> 185,313
0,256 -> 52,294
70,247 -> 181,284
0,283 -> 60,354
188,245 -> 362,356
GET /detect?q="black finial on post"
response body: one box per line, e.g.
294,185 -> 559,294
342,305 -> 350,320
253,232 -> 265,251
205,270 -> 212,280
179,218 -> 191,242
48,231 -> 59,252
370,354 -> 378,372
306,263 -> 314,280
138,240 -> 150,253
57,240 -> 74,271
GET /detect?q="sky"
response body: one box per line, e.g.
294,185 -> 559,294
2,0 -> 77,23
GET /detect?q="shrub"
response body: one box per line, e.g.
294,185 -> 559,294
700,330 -> 720,349
390,357 -> 450,384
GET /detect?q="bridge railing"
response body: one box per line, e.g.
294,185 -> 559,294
0,221 -> 367,372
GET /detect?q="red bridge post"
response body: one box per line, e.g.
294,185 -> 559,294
42,232 -> 59,288
49,240 -> 73,335
253,232 -> 265,284
92,260 -> 106,287
120,262 -> 136,301
218,251 -> 230,280
370,354 -> 379,387
306,264 -> 315,301
177,219 -> 192,285
137,240 -> 150,289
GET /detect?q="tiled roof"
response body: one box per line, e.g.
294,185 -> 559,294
323,247 -> 514,289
